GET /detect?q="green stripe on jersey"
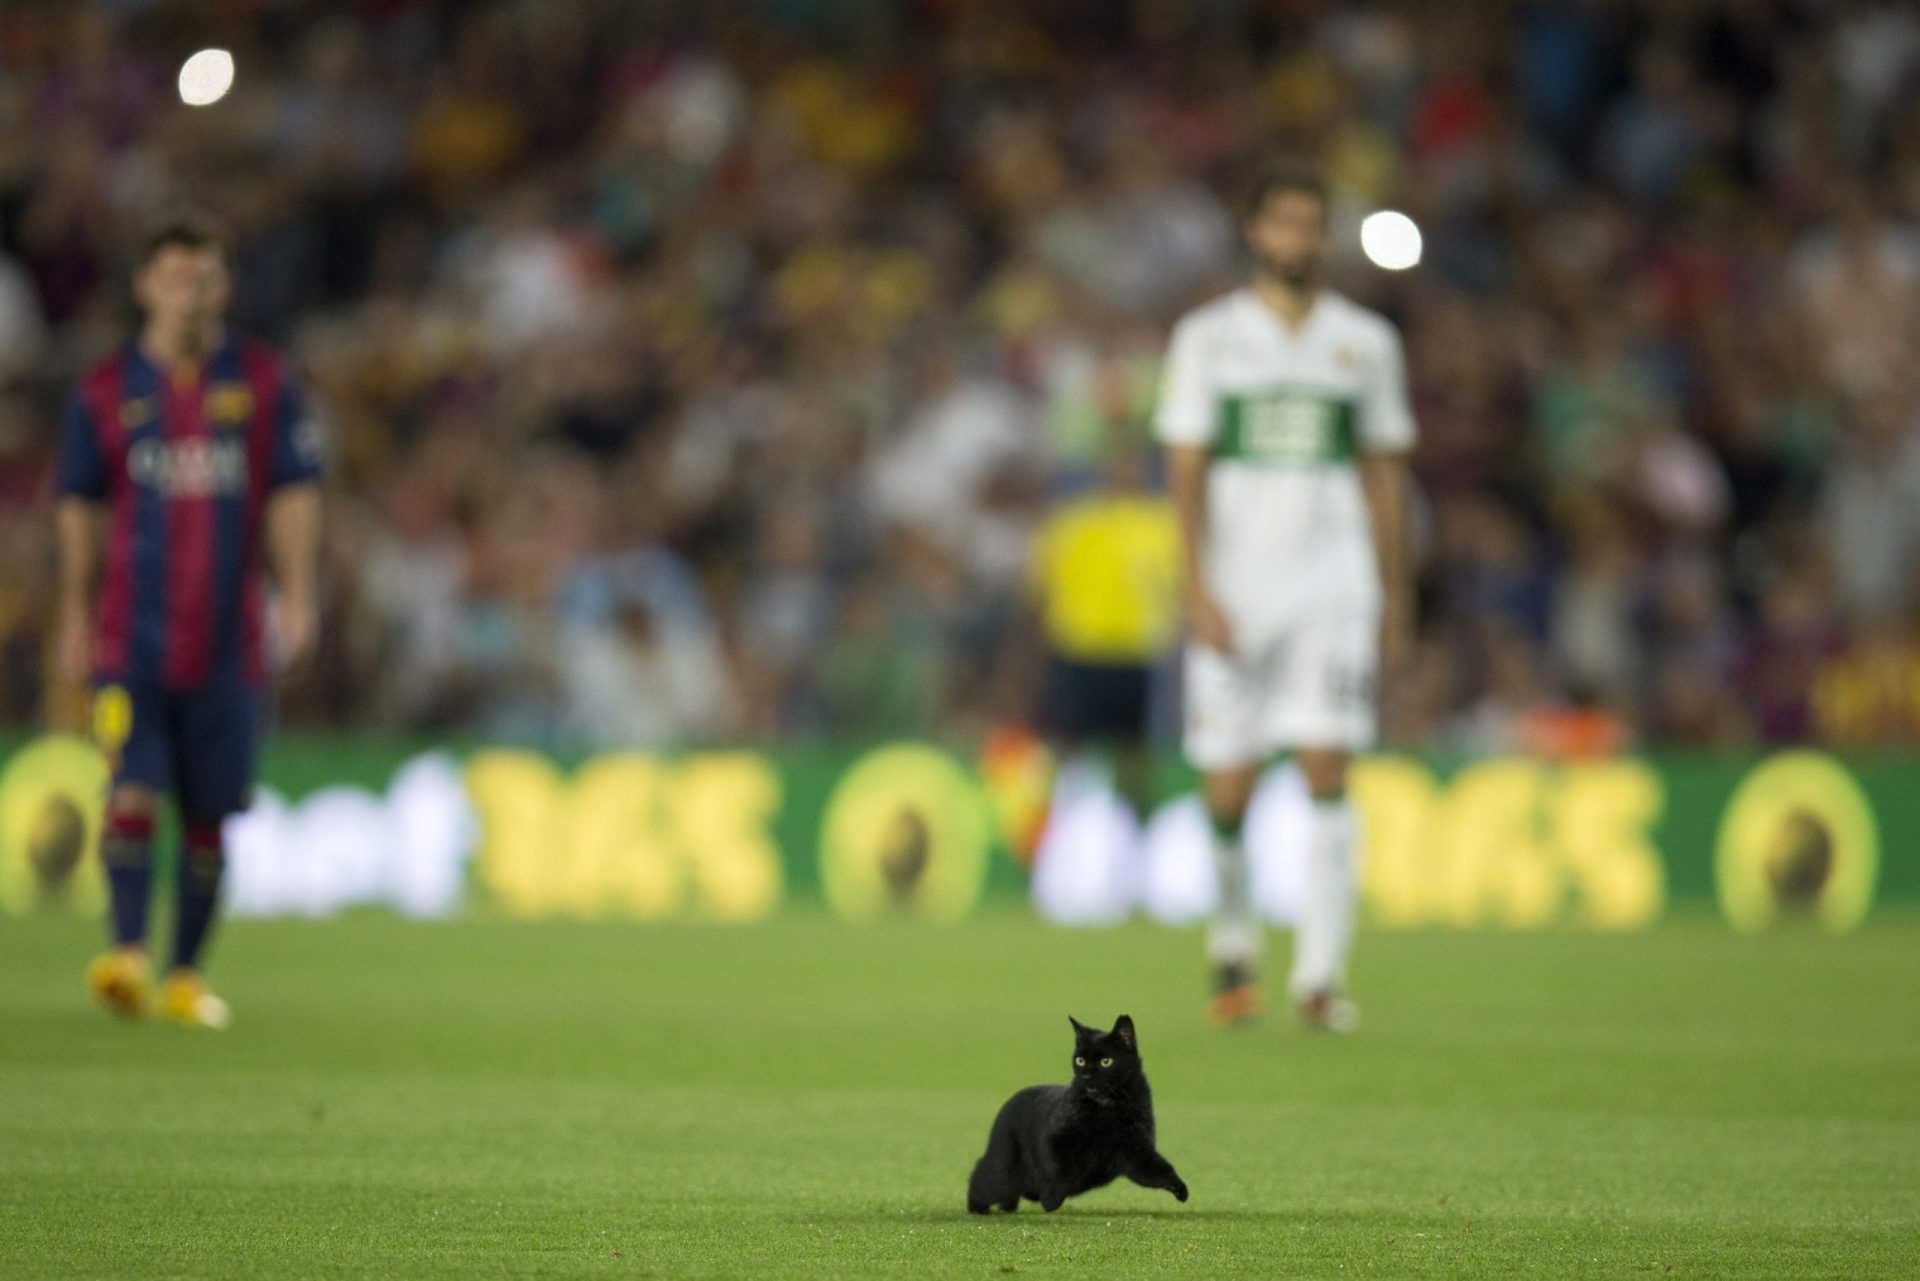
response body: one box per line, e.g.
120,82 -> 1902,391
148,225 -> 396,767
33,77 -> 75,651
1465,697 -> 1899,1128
1215,388 -> 1358,465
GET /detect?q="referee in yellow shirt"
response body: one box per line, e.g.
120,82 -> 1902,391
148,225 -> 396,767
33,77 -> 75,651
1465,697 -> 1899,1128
1031,437 -> 1182,812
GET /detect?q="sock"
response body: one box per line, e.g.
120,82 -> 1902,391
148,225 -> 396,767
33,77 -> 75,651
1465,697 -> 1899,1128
172,821 -> 226,973
1289,796 -> 1358,1000
1206,809 -> 1260,970
100,810 -> 154,949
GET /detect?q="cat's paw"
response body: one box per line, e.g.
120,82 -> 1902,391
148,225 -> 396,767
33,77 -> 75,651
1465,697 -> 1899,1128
1172,1180 -> 1189,1202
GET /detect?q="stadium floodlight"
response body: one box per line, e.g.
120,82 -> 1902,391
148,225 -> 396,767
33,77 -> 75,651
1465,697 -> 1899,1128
1360,210 -> 1422,271
178,49 -> 235,107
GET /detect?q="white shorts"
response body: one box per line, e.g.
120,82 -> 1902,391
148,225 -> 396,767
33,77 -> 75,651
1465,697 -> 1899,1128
1182,614 -> 1378,770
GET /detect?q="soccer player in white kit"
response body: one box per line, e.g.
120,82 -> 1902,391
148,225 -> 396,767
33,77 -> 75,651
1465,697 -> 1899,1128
1155,163 -> 1415,1031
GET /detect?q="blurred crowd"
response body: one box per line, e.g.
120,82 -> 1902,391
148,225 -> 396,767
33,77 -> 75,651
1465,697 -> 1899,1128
3,0 -> 1920,751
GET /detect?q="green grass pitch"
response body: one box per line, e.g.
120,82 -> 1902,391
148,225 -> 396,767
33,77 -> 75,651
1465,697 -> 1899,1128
2,910 -> 1917,1278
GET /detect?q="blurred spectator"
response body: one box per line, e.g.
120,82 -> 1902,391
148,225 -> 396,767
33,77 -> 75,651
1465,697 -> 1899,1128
1820,389 -> 1920,620
813,574 -> 947,738
1594,43 -> 1707,205
1740,559 -> 1845,744
1,0 -> 1918,752
1551,496 -> 1644,707
1813,611 -> 1920,746
561,592 -> 739,748
1447,621 -> 1555,756
1788,187 -> 1920,400
0,253 -> 47,379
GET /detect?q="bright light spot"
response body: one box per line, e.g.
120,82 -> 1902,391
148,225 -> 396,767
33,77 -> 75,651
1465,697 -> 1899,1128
178,49 -> 234,107
1360,210 -> 1422,271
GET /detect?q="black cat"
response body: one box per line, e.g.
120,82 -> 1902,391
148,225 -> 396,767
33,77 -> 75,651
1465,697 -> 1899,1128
967,1014 -> 1189,1214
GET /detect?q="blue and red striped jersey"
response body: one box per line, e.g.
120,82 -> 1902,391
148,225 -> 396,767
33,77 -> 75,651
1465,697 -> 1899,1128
56,336 -> 323,689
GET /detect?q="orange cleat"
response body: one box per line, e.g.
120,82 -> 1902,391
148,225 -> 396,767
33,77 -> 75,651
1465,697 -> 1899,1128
1296,990 -> 1360,1033
1205,963 -> 1262,1028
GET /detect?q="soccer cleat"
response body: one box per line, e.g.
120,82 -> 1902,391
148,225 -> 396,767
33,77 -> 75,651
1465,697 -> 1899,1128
86,949 -> 152,1020
1205,962 -> 1262,1028
159,971 -> 231,1030
1297,990 -> 1360,1034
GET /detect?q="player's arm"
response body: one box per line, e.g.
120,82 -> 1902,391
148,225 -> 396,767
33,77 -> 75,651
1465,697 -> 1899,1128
1167,444 -> 1234,656
266,483 -> 321,669
1359,452 -> 1413,669
265,376 -> 326,671
1156,318 -> 1234,656
55,499 -> 105,687
53,391 -> 110,687
1359,322 -> 1419,671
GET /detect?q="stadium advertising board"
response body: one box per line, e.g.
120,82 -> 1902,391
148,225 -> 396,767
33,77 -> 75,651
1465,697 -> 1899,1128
0,735 -> 1909,932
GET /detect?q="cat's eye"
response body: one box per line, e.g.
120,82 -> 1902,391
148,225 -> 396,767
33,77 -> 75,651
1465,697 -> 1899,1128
1074,1056 -> 1086,1066
1100,1057 -> 1113,1067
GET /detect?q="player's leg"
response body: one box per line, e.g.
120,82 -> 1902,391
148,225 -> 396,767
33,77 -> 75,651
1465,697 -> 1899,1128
1202,761 -> 1262,1016
86,683 -> 168,1018
1185,644 -> 1266,1025
1101,661 -> 1155,824
1044,655 -> 1153,820
1290,746 -> 1360,1031
158,684 -> 260,1029
1275,614 -> 1375,1032
87,781 -> 163,1018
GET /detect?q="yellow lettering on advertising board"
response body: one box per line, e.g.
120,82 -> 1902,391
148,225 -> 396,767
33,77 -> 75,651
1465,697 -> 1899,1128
465,750 -> 784,921
1557,760 -> 1666,929
1349,756 -> 1436,929
1351,756 -> 1665,930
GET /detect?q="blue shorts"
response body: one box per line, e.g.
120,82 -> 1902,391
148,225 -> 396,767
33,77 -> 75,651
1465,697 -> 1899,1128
1044,654 -> 1152,744
92,681 -> 263,821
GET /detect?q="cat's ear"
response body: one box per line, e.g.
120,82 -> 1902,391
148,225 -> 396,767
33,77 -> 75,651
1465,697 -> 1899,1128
1068,1015 -> 1090,1038
1112,1015 -> 1136,1052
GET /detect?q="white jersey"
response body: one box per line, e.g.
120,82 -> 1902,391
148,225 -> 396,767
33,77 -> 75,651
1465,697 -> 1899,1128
1154,288 -> 1415,643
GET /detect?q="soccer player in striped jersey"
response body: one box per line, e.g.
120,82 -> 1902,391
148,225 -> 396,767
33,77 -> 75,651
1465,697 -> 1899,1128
1154,164 -> 1416,1031
55,216 -> 323,1028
